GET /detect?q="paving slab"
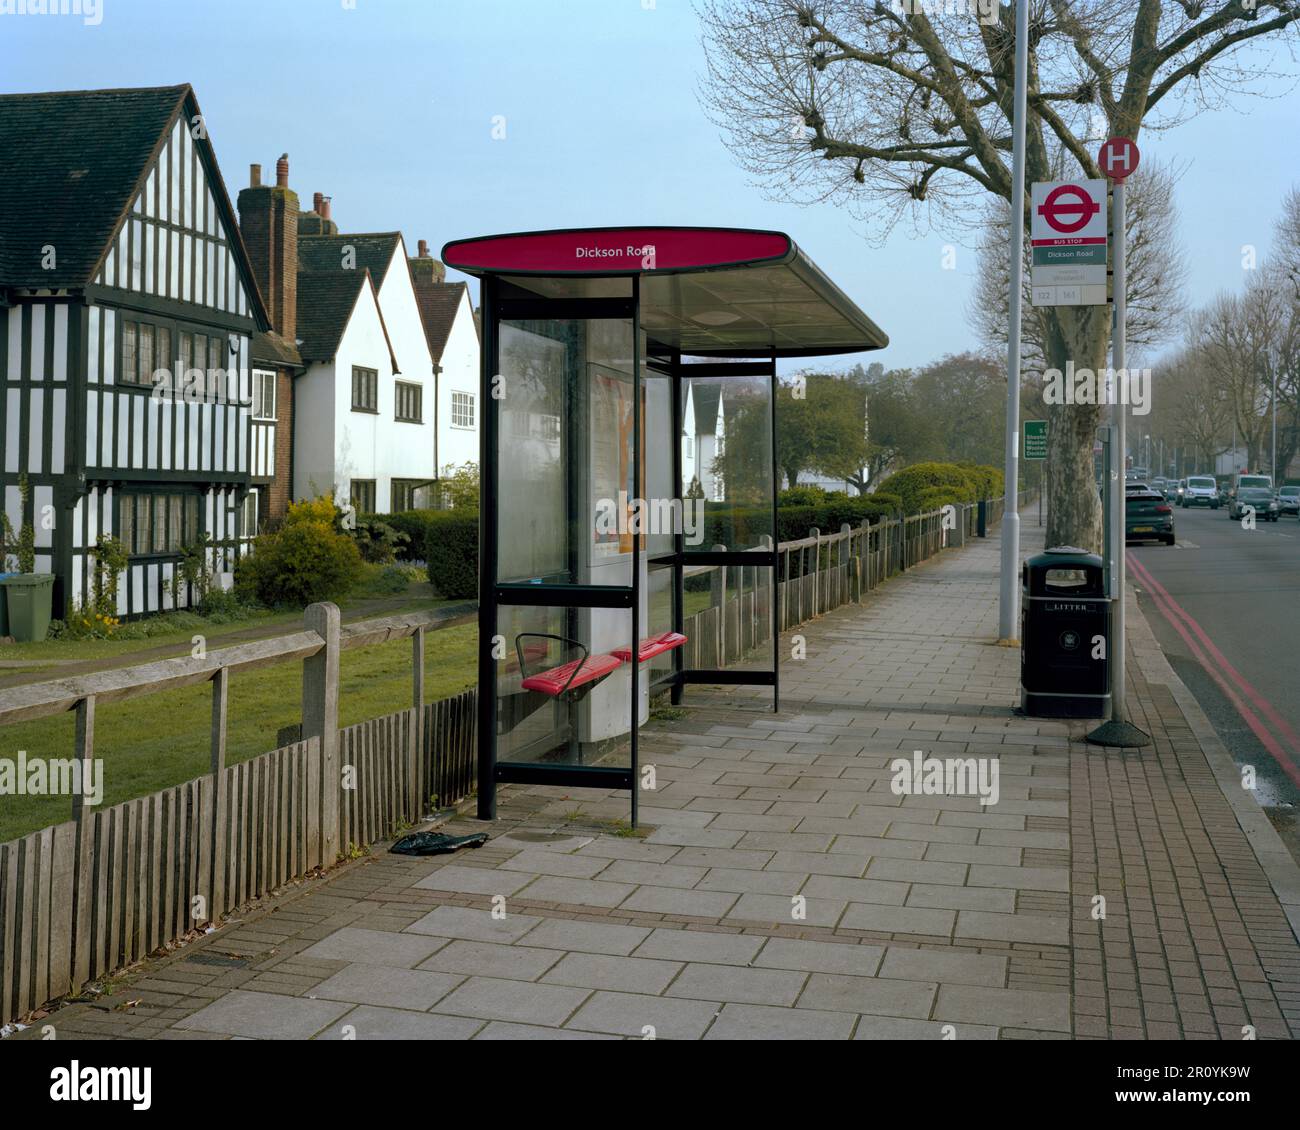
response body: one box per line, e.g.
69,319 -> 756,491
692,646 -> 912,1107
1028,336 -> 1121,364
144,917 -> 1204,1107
632,928 -> 766,965
432,976 -> 591,1027
666,964 -> 806,1007
174,991 -> 353,1040
314,1005 -> 484,1040
297,927 -> 449,969
704,1002 -> 856,1040
417,939 -> 565,981
310,964 -> 464,1011
566,991 -> 721,1040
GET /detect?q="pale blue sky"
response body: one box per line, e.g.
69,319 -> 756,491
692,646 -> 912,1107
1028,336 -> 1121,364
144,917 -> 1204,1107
4,0 -> 1298,371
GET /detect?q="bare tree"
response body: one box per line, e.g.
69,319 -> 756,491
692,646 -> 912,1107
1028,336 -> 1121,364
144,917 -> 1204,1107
1159,343 -> 1231,473
699,0 -> 1300,550
1194,280 -> 1289,472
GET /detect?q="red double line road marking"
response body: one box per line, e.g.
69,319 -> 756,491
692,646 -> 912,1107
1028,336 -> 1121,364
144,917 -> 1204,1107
1127,552 -> 1300,787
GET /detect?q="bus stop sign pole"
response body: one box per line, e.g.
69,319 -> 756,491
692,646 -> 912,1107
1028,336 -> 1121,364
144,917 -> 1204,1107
1088,137 -> 1150,749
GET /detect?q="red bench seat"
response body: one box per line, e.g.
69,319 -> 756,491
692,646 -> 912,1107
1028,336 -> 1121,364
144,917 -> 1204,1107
611,631 -> 688,663
520,652 -> 623,697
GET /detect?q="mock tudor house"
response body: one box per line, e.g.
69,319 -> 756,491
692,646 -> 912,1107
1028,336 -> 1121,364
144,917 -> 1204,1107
0,85 -> 271,619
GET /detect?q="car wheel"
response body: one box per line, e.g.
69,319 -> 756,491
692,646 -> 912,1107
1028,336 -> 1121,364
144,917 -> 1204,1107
1163,534 -> 1175,546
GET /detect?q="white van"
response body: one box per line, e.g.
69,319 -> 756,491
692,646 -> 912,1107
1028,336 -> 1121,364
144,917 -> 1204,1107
1180,475 -> 1218,509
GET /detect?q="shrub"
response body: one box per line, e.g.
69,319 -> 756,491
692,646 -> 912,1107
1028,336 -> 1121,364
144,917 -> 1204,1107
383,510 -> 440,561
357,562 -> 422,596
916,486 -> 968,512
437,462 -> 480,510
873,462 -> 1001,514
351,518 -> 410,564
778,485 -> 833,507
235,494 -> 363,607
424,511 -> 479,598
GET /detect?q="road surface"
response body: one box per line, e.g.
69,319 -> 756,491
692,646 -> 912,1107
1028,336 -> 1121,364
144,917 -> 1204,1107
1126,503 -> 1300,857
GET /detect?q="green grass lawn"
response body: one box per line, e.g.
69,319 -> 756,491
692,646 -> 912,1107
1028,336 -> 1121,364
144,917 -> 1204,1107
0,620 -> 478,843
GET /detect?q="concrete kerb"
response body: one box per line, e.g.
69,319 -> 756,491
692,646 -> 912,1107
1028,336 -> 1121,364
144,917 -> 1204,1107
1125,583 -> 1300,943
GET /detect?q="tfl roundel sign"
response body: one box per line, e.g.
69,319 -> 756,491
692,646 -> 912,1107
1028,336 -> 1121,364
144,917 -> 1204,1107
1036,184 -> 1101,234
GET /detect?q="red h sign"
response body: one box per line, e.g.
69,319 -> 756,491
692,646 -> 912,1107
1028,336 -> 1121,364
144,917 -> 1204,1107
1099,136 -> 1140,183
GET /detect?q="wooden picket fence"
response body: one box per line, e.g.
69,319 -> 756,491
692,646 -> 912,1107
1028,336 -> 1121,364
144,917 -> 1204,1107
0,602 -> 477,1027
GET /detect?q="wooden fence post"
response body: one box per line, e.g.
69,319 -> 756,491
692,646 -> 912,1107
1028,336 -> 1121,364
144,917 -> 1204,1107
206,667 -> 227,921
70,694 -> 95,993
710,544 -> 726,665
411,626 -> 425,823
302,602 -> 341,868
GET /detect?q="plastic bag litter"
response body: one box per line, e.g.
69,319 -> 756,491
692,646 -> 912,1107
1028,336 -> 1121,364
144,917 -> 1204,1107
389,831 -> 489,856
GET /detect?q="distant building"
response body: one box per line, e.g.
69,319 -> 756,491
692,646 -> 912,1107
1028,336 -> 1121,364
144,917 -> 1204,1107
409,242 -> 480,479
681,381 -> 725,501
236,161 -> 480,516
0,84 -> 270,618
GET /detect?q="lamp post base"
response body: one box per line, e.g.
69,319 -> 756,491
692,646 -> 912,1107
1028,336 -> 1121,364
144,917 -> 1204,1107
1085,719 -> 1151,748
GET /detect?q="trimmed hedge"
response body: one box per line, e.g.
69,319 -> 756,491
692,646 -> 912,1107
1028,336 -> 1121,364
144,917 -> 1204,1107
700,493 -> 903,550
423,510 -> 479,598
874,462 -> 1002,514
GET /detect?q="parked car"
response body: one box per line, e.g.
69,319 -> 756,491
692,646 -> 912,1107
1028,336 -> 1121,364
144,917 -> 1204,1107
1180,475 -> 1219,508
1125,480 -> 1152,493
1227,473 -> 1279,521
1126,490 -> 1176,545
1278,485 -> 1300,516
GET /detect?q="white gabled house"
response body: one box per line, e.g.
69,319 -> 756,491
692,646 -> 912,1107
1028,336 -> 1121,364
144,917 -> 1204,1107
409,243 -> 481,476
0,84 -> 272,619
681,380 -> 726,501
291,231 -> 439,514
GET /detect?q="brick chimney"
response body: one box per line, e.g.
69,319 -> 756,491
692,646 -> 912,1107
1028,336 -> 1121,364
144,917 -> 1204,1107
298,189 -> 338,237
238,154 -> 298,340
408,237 -> 446,285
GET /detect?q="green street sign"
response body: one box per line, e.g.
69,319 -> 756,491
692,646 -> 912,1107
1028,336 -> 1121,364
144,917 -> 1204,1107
1023,420 -> 1047,460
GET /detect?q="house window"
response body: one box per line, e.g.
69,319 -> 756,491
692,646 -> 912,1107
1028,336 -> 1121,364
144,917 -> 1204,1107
350,479 -> 376,515
241,489 -> 259,537
352,366 -> 378,412
451,391 -> 475,429
395,381 -> 422,423
252,370 -> 276,421
391,478 -> 422,512
121,321 -> 138,384
117,492 -> 200,557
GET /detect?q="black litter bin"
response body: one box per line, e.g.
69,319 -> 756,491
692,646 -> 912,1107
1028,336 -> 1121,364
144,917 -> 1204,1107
1021,546 -> 1110,718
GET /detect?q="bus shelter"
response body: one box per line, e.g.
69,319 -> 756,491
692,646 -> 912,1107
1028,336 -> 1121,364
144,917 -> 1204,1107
441,228 -> 887,823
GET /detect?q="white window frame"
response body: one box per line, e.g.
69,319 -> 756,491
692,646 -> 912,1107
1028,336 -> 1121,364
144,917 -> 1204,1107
251,369 -> 276,422
451,390 -> 475,429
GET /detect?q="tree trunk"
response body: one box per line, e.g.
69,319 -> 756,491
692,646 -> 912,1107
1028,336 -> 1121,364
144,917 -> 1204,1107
1043,306 -> 1109,553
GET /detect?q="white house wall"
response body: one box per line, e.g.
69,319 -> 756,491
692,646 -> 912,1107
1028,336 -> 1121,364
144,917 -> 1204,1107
437,289 -> 480,470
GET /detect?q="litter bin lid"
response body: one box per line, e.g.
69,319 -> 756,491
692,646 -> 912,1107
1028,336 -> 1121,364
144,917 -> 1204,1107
1027,546 -> 1103,567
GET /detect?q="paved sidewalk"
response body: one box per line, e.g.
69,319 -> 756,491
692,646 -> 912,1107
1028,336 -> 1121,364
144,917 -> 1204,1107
16,515 -> 1300,1040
